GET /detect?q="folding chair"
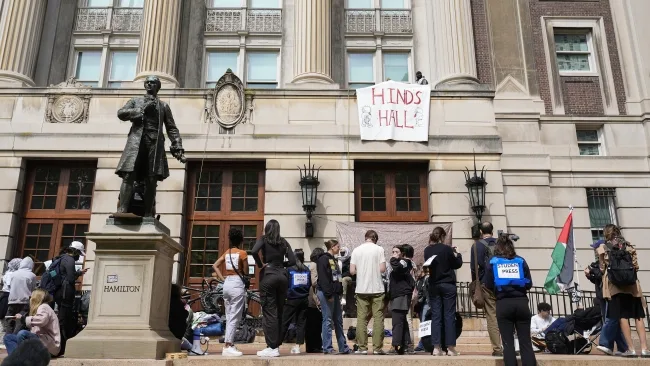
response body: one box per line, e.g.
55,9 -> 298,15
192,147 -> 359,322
572,321 -> 602,354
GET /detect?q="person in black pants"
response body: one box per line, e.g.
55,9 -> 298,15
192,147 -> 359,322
424,226 -> 463,356
281,249 -> 311,354
388,245 -> 415,354
54,241 -> 87,356
251,219 -> 296,358
484,234 -> 536,366
305,248 -> 324,353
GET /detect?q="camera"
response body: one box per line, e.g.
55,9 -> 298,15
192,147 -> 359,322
497,230 -> 520,242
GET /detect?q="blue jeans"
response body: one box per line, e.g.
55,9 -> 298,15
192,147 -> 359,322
429,282 -> 457,347
317,291 -> 349,353
4,330 -> 38,355
599,302 -> 628,351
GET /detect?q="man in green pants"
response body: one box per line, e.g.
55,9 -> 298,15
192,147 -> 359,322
350,230 -> 387,355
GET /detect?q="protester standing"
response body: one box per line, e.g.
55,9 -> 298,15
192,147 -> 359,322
7,257 -> 36,335
424,227 -> 462,356
213,228 -> 248,357
350,230 -> 387,355
597,224 -> 648,357
0,258 -> 22,339
388,245 -> 415,355
470,222 -> 502,356
305,248 -> 324,353
484,235 -> 536,366
251,220 -> 296,358
317,240 -> 351,355
281,248 -> 311,354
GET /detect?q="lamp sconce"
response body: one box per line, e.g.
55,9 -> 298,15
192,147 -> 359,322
298,152 -> 321,238
463,152 -> 487,223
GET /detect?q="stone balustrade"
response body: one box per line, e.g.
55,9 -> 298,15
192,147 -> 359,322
74,7 -> 143,33
205,8 -> 282,33
345,8 -> 412,34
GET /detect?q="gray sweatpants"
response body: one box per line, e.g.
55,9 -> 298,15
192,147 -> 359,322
222,276 -> 246,344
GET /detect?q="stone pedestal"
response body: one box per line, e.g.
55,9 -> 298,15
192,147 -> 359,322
66,218 -> 183,360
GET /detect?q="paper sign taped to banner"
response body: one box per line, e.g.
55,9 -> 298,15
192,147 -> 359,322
419,320 -> 432,338
356,80 -> 431,142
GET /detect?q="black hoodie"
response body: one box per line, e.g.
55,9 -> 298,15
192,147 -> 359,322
316,252 -> 343,299
389,257 -> 415,300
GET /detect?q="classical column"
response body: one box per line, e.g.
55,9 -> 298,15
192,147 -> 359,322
431,0 -> 479,87
134,0 -> 182,86
291,0 -> 334,84
0,0 -> 47,86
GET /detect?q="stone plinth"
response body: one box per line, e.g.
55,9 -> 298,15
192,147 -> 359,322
66,217 -> 183,359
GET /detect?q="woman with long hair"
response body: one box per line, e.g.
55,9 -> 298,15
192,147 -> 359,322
305,248 -> 325,353
251,219 -> 296,357
424,226 -> 463,356
484,234 -> 535,366
3,288 -> 60,356
597,224 -> 648,357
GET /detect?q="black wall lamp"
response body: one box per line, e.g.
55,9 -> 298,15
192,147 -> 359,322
298,152 -> 320,238
464,153 -> 487,223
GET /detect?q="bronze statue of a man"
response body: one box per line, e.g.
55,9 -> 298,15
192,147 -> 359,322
115,76 -> 186,218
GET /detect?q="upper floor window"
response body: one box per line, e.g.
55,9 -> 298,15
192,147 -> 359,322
355,163 -> 428,222
383,53 -> 409,82
554,30 -> 594,74
576,129 -> 603,156
348,0 -> 372,8
108,51 -> 137,88
74,51 -> 102,87
247,52 -> 278,88
212,0 -> 241,6
86,0 -> 143,7
381,0 -> 407,8
250,0 -> 279,8
348,53 -> 374,89
206,51 -> 239,88
586,188 -> 617,242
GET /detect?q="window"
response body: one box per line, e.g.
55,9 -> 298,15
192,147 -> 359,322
186,164 -> 265,286
86,0 -> 112,6
348,0 -> 372,8
206,51 -> 238,88
348,53 -> 374,89
250,0 -> 279,8
355,163 -> 428,222
108,51 -> 137,88
211,0 -> 241,7
119,0 -> 144,6
246,52 -> 278,88
381,0 -> 407,8
576,129 -> 602,156
19,163 -> 96,275
74,51 -> 102,87
383,53 -> 409,82
586,188 -> 617,241
554,30 -> 593,73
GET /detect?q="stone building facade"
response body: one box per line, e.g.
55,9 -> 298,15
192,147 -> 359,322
0,0 -> 649,292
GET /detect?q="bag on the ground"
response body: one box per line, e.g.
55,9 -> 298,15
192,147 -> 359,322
198,322 -> 223,336
607,242 -> 637,286
232,321 -> 256,343
545,330 -> 569,354
347,326 -> 356,341
39,256 -> 63,295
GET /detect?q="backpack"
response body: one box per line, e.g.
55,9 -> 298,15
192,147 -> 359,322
39,256 -> 63,295
606,239 -> 637,287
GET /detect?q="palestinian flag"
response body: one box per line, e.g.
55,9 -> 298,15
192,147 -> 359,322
544,210 -> 574,295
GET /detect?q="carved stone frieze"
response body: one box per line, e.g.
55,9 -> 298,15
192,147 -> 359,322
45,77 -> 92,124
205,69 -> 252,129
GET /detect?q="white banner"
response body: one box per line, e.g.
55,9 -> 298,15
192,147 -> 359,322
356,80 -> 431,142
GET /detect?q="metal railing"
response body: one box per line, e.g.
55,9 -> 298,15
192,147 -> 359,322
345,8 -> 412,34
456,282 -> 650,330
74,7 -> 143,32
205,8 -> 282,33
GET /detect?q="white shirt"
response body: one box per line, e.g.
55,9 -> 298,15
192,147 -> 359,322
530,314 -> 556,336
350,242 -> 386,294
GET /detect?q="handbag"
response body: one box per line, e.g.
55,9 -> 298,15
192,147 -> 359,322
229,249 -> 251,290
468,241 -> 486,309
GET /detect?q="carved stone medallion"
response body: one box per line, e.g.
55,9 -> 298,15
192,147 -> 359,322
45,77 -> 91,124
205,69 -> 248,129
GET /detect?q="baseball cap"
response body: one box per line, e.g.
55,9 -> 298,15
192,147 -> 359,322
70,241 -> 86,256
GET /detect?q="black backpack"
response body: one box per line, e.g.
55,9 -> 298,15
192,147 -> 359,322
607,239 -> 637,287
39,256 -> 63,295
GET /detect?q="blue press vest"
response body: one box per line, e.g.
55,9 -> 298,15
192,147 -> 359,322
289,268 -> 310,290
490,256 -> 530,290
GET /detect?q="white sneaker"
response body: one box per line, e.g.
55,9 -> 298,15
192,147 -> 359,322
597,346 -> 613,355
341,298 -> 347,306
222,346 -> 243,357
291,345 -> 301,354
257,347 -> 280,357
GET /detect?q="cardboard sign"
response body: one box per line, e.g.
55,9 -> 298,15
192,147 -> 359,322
356,80 -> 431,142
419,320 -> 432,337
